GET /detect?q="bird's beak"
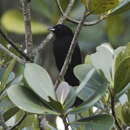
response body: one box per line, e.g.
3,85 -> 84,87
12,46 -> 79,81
48,26 -> 55,31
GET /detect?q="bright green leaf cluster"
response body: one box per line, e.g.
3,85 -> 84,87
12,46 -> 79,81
81,0 -> 120,14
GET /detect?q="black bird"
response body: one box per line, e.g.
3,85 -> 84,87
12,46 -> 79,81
49,24 -> 82,106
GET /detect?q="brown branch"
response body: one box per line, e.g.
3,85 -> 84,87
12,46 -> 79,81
21,0 -> 33,56
54,8 -> 88,88
0,44 -> 25,64
109,89 -> 122,130
55,0 -> 108,26
0,28 -> 32,61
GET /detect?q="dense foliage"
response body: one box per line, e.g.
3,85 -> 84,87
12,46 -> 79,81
0,0 -> 130,129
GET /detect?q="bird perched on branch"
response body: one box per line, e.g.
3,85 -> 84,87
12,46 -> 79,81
49,24 -> 82,106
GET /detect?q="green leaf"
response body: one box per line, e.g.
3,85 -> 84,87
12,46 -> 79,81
114,43 -> 130,73
114,57 -> 130,94
0,95 -> 18,121
63,87 -> 77,109
24,63 -> 56,101
7,84 -> 58,115
48,97 -> 64,113
18,114 -> 40,130
0,59 -> 16,91
4,107 -> 19,122
85,55 -> 92,64
56,82 -> 71,105
121,103 -> 130,125
0,68 -> 15,85
114,43 -> 130,94
0,96 -> 15,113
116,82 -> 130,98
1,9 -> 48,34
14,63 -> 25,77
91,44 -> 114,81
106,15 -> 125,43
74,64 -> 93,82
70,114 -> 114,130
70,69 -> 108,113
81,0 -> 119,14
128,88 -> 130,103
114,46 -> 126,72
110,0 -> 130,16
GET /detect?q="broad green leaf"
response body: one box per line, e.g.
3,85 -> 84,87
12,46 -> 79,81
24,63 -> 56,101
114,43 -> 130,95
121,103 -> 130,125
114,43 -> 130,73
74,64 -> 93,82
114,46 -> 126,71
114,57 -> 130,94
91,44 -> 114,81
63,87 -> 77,109
7,84 -> 58,115
56,82 -> 71,105
110,0 -> 130,16
70,69 -> 108,113
70,114 -> 114,130
0,59 -> 16,91
116,83 -> 130,100
1,9 -> 48,34
115,105 -> 124,123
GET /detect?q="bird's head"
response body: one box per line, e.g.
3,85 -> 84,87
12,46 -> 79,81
48,24 -> 73,37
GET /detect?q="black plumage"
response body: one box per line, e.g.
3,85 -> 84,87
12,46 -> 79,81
49,24 -> 82,106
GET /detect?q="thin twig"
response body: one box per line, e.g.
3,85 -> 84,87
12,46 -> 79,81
57,0 -> 75,24
0,28 -> 32,61
109,89 -> 122,130
55,0 -> 108,26
36,0 -> 75,53
9,113 -> 27,130
0,112 -> 9,130
54,8 -> 88,88
0,44 -> 25,64
21,0 -> 33,56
